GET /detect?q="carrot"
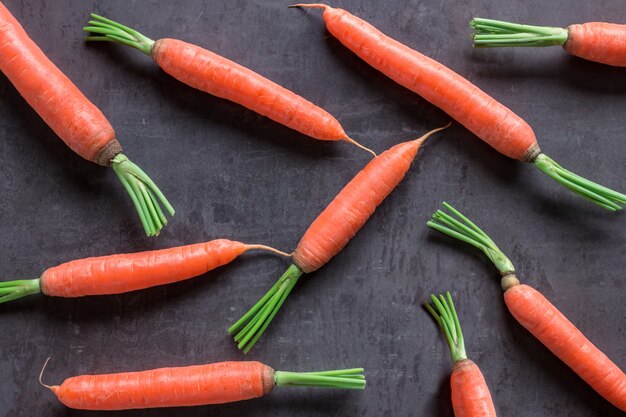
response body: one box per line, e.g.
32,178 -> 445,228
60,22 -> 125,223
427,203 -> 626,411
290,4 -> 626,211
82,14 -> 375,157
425,292 -> 498,417
42,359 -> 365,410
229,125 -> 448,352
0,239 -> 289,304
0,3 -> 173,236
471,18 -> 626,67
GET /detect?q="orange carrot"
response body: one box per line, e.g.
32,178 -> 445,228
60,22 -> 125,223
472,18 -> 626,67
0,3 -> 173,236
42,360 -> 365,410
229,125 -> 449,352
291,4 -> 626,211
428,203 -> 626,411
82,14 -> 374,156
0,240 -> 289,303
425,292 -> 498,417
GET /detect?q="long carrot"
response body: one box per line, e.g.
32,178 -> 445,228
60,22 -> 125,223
81,14 -> 375,156
0,239 -> 289,304
471,18 -> 626,67
290,4 -> 626,211
42,359 -> 365,410
427,203 -> 626,411
229,125 -> 448,352
425,292 -> 498,417
0,3 -> 173,236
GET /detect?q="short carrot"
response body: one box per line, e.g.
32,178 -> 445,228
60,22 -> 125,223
472,18 -> 626,67
82,14 -> 375,156
290,4 -> 626,211
0,239 -> 289,304
229,125 -> 449,352
425,292 -> 498,417
427,203 -> 626,411
42,359 -> 365,410
0,3 -> 173,236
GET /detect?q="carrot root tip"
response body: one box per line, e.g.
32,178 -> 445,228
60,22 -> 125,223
343,136 -> 377,157
288,4 -> 330,10
38,357 -> 53,390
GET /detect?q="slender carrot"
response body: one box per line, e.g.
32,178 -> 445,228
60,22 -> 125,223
229,125 -> 449,352
290,4 -> 626,211
471,18 -> 626,67
0,3 -> 173,236
427,203 -> 626,411
425,292 -> 498,417
42,360 -> 365,410
0,240 -> 289,303
82,14 -> 375,157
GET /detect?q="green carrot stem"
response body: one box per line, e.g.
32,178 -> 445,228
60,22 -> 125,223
275,368 -> 366,390
534,154 -> 626,211
471,17 -> 569,47
110,154 -> 175,237
228,264 -> 304,353
425,292 -> 467,363
0,279 -> 41,304
427,202 -> 515,275
84,14 -> 155,55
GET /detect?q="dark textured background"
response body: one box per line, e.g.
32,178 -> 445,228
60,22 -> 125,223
0,0 -> 624,416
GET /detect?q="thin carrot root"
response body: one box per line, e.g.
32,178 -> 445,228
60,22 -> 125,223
424,292 -> 467,363
275,368 -> 366,389
533,153 -> 626,211
229,264 -> 304,353
39,357 -> 53,390
0,278 -> 41,304
343,136 -> 377,157
111,154 -> 175,237
288,4 -> 330,9
471,18 -> 568,48
245,245 -> 292,258
416,123 -> 452,144
84,14 -> 155,55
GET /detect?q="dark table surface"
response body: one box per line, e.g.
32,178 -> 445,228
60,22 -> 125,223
1,0 -> 624,416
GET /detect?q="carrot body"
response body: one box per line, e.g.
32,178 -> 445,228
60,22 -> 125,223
505,284 -> 626,411
0,3 -> 120,166
151,38 -> 347,142
565,23 -> 626,67
40,240 -> 248,297
300,4 -> 537,161
451,360 -> 497,417
51,361 -> 273,410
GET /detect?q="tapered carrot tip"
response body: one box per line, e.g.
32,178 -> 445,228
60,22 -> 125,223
415,122 -> 452,144
288,4 -> 330,10
344,136 -> 377,157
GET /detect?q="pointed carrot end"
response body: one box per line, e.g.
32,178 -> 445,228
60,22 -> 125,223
288,3 -> 330,10
414,122 -> 452,145
343,136 -> 377,158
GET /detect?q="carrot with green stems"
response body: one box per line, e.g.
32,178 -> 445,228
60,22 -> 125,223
472,18 -> 626,67
425,292 -> 498,417
427,203 -> 626,411
229,125 -> 449,353
82,14 -> 375,157
41,359 -> 365,410
0,239 -> 289,304
0,3 -> 173,236
290,4 -> 626,211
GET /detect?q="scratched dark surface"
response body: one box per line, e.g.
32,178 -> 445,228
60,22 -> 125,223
0,0 -> 624,416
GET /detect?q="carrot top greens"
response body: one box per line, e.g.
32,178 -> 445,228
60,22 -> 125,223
275,368 -> 366,389
0,279 -> 40,304
425,292 -> 467,363
471,17 -> 569,48
84,14 -> 155,55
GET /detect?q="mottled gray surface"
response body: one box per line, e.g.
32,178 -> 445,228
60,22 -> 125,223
0,0 -> 624,416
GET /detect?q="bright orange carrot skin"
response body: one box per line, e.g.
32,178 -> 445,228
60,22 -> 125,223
565,23 -> 626,67
292,138 -> 422,273
307,5 -> 538,161
152,38 -> 347,142
451,360 -> 497,417
41,240 -> 247,297
0,3 -> 119,165
505,284 -> 626,411
51,361 -> 273,410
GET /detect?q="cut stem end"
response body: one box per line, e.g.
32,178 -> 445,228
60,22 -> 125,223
275,368 -> 365,390
471,17 -> 568,47
425,291 -> 467,364
84,13 -> 155,55
0,278 -> 41,304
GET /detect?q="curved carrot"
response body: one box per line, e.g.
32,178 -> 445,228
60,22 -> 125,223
229,125 -> 449,352
82,14 -> 375,156
471,18 -> 626,67
291,4 -> 626,211
0,3 -> 173,236
43,360 -> 365,410
427,203 -> 626,411
425,292 -> 497,417
0,240 -> 289,303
